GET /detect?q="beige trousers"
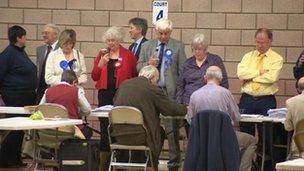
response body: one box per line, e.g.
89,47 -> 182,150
235,131 -> 258,171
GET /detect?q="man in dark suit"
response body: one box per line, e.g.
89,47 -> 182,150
137,18 -> 187,171
113,65 -> 187,170
128,17 -> 148,60
36,23 -> 60,102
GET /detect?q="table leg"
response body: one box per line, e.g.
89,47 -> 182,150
55,127 -> 58,162
261,123 -> 266,171
269,122 -> 274,170
25,129 -> 37,171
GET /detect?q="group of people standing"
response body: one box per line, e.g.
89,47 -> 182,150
0,16 -> 303,171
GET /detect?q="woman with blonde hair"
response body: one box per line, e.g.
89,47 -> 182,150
45,29 -> 87,86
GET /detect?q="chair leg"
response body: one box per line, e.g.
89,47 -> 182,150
107,151 -> 113,171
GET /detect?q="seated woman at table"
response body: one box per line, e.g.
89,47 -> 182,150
45,29 -> 87,87
0,25 -> 37,168
91,26 -> 137,170
23,70 -> 92,158
40,70 -> 92,138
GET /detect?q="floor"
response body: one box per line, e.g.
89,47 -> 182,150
0,159 -> 181,171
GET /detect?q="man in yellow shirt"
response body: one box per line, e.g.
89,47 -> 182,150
237,28 -> 284,169
237,28 -> 283,119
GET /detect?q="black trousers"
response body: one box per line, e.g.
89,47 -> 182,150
98,89 -> 116,152
239,93 -> 287,168
239,93 -> 276,135
0,90 -> 36,167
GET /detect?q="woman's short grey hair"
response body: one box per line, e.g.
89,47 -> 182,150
191,33 -> 208,49
102,26 -> 124,42
45,23 -> 60,35
139,65 -> 158,79
204,66 -> 223,80
155,19 -> 173,31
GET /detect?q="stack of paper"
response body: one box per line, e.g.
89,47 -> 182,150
92,105 -> 114,112
268,108 -> 287,118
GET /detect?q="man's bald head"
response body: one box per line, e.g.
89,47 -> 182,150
204,66 -> 223,84
298,77 -> 304,92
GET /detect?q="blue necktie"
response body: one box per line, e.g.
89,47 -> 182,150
132,42 -> 137,55
158,43 -> 165,70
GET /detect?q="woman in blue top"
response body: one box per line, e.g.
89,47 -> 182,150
176,33 -> 228,105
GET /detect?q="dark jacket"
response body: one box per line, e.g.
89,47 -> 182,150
184,110 -> 240,171
293,50 -> 304,80
113,76 -> 187,167
129,37 -> 148,60
0,44 -> 37,91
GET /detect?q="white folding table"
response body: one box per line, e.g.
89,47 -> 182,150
276,158 -> 304,171
0,106 -> 30,115
0,117 -> 82,170
240,115 -> 287,171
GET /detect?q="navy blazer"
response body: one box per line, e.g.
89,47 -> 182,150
184,110 -> 240,171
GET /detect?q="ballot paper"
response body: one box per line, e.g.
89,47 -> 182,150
92,105 -> 114,112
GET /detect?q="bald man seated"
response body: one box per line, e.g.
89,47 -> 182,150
187,66 -> 257,171
285,77 -> 304,159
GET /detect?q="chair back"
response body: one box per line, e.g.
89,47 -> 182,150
107,106 -> 154,170
35,103 -> 69,118
184,110 -> 240,171
108,106 -> 144,125
34,103 -> 75,149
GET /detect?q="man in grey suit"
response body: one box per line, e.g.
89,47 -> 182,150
36,23 -> 60,102
137,18 -> 187,171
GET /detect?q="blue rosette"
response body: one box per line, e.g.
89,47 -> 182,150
60,60 -> 69,71
164,49 -> 173,70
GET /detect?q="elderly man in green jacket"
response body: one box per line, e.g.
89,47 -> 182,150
113,65 -> 187,170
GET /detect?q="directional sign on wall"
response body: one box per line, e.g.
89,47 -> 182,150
152,1 -> 168,25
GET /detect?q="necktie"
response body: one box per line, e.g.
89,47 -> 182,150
38,45 -> 52,97
252,53 -> 266,91
132,42 -> 137,55
157,43 -> 165,70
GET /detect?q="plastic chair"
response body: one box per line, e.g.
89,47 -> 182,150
107,106 -> 153,171
34,103 -> 75,168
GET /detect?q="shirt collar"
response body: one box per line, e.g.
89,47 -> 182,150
157,40 -> 167,46
256,48 -> 272,57
206,81 -> 217,85
135,36 -> 144,45
48,40 -> 58,50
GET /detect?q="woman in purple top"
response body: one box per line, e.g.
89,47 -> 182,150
176,33 -> 229,105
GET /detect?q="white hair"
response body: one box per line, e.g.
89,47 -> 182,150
191,33 -> 208,49
102,26 -> 124,42
44,23 -> 60,34
139,65 -> 158,79
155,19 -> 173,31
204,66 -> 223,80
